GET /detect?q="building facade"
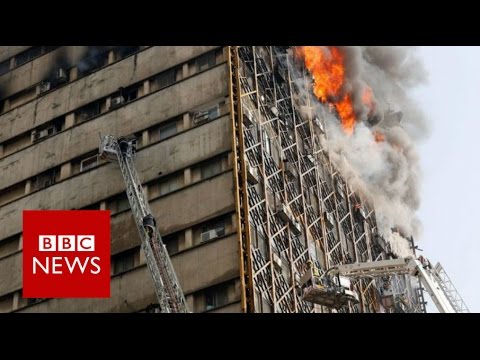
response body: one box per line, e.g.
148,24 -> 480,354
0,46 -> 424,313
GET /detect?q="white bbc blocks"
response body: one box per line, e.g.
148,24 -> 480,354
38,235 -> 95,252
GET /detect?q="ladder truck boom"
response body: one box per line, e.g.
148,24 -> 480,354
300,256 -> 469,313
99,134 -> 188,313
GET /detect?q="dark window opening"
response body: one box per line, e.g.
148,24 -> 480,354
205,284 -> 228,311
76,101 -> 101,124
162,233 -> 179,255
32,168 -> 57,191
155,69 -> 175,90
27,298 -> 43,306
196,52 -> 216,72
113,249 -> 136,275
15,46 -> 42,67
200,158 -> 223,180
123,87 -> 138,103
0,59 -> 10,76
77,47 -> 110,76
116,46 -> 141,59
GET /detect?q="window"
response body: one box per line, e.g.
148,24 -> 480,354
32,168 -> 57,191
117,197 -> 131,213
162,233 -> 179,255
123,87 -> 138,103
205,284 -> 228,311
154,69 -> 175,90
77,47 -> 109,76
159,121 -> 177,141
116,46 -> 140,59
76,101 -> 101,124
158,174 -> 183,196
0,59 -> 10,76
80,154 -> 99,172
193,105 -> 219,126
15,46 -> 42,67
200,159 -> 222,180
263,130 -> 271,155
113,249 -> 136,275
196,52 -> 216,72
0,234 -> 20,259
200,219 -> 226,243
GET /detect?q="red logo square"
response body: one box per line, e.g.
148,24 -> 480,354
23,210 -> 110,298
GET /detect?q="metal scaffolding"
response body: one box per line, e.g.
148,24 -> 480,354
229,46 -> 425,313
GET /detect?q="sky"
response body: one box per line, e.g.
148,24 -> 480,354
413,46 -> 480,313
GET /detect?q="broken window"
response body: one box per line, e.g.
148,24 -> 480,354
113,249 -> 136,275
159,121 -> 177,140
196,52 -> 216,72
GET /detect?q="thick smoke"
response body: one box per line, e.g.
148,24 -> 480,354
295,46 -> 429,257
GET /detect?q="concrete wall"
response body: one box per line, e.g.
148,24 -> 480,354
0,64 -> 228,189
0,46 -> 220,142
111,172 -> 236,255
0,114 -> 232,241
0,47 -> 30,63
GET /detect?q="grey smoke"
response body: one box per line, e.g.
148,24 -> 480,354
293,46 -> 430,257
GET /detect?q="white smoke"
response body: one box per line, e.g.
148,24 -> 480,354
294,46 -> 429,255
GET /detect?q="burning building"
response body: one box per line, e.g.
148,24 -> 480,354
0,46 -> 426,312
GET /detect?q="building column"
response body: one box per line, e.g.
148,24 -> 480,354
0,143 -> 4,158
182,63 -> 189,79
184,168 -> 192,186
183,112 -> 191,131
143,80 -> 150,96
108,50 -> 116,64
142,130 -> 149,148
100,201 -> 107,210
64,113 -> 76,129
18,233 -> 23,251
25,180 -> 32,194
60,162 -> 72,180
69,67 -> 78,81
184,228 -> 193,249
12,292 -> 20,311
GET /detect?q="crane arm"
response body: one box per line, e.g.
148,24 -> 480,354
99,134 -> 188,313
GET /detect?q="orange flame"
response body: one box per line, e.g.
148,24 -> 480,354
362,86 -> 375,116
297,46 -> 355,135
374,131 -> 385,143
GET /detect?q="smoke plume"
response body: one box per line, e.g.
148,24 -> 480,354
294,46 -> 429,257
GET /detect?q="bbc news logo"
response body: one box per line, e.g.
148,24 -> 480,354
23,210 -> 110,298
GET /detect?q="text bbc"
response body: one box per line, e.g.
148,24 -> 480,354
39,235 -> 95,252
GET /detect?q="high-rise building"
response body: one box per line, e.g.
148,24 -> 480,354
0,46 -> 424,313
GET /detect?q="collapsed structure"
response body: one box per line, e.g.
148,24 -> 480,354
0,46 -> 454,312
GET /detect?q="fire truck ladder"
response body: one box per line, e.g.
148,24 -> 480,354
329,257 -> 469,313
99,134 -> 189,313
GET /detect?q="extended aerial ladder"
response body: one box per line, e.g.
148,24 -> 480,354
99,134 -> 189,313
300,256 -> 469,313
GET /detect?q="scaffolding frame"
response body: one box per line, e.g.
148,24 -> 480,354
229,46 -> 425,313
